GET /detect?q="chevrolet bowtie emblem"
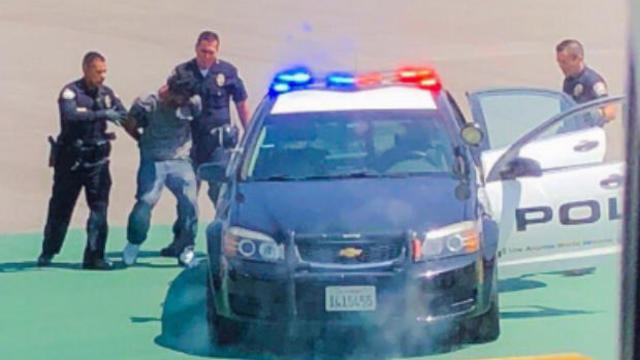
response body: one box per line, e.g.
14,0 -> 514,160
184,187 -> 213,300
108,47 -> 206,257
339,247 -> 363,258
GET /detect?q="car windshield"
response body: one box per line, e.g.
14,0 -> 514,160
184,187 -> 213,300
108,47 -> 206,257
243,109 -> 457,181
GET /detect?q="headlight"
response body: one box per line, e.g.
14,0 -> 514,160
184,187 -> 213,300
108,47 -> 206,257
412,221 -> 481,261
223,226 -> 284,263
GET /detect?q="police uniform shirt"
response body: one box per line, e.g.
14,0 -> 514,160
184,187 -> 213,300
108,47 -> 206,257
562,66 -> 608,104
58,79 -> 125,143
174,58 -> 248,133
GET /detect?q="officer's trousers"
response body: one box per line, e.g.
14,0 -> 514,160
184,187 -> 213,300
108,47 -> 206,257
42,155 -> 112,262
127,159 -> 198,248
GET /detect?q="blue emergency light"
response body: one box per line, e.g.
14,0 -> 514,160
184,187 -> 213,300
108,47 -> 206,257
274,67 -> 313,85
270,67 -> 314,95
325,72 -> 356,87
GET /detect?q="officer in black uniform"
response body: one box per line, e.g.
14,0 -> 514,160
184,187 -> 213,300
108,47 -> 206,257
557,39 -> 609,104
37,51 -> 126,270
556,39 -> 614,133
160,31 -> 249,257
556,39 -> 609,276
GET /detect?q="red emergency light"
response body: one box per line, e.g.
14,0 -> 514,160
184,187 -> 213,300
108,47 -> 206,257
395,66 -> 442,91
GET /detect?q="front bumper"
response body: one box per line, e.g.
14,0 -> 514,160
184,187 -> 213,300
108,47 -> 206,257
213,240 -> 495,328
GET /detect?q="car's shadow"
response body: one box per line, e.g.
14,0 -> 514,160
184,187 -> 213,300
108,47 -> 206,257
500,305 -> 596,320
153,260 -> 456,359
498,274 -> 548,293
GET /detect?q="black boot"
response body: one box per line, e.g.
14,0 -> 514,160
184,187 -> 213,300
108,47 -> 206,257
36,253 -> 53,267
82,258 -> 114,270
160,242 -> 180,257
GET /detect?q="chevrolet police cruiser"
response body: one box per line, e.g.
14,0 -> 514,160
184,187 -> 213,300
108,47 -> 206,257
199,66 -> 624,348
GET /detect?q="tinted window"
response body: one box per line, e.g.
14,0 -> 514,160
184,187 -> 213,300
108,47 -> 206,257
244,110 -> 456,180
477,92 -> 570,148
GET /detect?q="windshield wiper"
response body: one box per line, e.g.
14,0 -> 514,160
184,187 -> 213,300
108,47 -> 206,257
252,174 -> 302,182
302,170 -> 383,180
384,171 -> 450,178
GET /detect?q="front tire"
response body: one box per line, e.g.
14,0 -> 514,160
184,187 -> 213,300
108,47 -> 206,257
205,270 -> 245,346
463,293 -> 500,343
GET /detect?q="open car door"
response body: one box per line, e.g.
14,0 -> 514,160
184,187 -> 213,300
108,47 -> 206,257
468,92 -> 624,279
466,87 -> 575,154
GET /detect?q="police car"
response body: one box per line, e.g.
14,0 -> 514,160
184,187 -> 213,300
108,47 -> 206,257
199,66 -> 623,348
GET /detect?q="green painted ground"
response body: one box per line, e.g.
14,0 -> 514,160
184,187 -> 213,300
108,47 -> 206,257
0,227 -> 620,360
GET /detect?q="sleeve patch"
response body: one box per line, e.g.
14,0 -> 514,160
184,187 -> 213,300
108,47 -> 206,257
61,88 -> 76,100
593,81 -> 608,96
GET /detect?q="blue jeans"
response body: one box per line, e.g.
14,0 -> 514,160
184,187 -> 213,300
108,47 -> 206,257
127,159 -> 198,248
170,147 -> 230,244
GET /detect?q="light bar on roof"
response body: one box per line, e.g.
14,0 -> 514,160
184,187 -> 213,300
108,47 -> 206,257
268,66 -> 442,95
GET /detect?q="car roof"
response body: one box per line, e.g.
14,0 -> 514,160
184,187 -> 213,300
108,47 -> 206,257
270,86 -> 439,114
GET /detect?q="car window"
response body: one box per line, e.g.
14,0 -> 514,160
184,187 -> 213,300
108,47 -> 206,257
244,110 -> 457,180
471,90 -> 573,149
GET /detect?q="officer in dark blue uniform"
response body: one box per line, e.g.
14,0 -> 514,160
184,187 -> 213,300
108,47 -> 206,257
557,39 -> 609,104
38,51 -> 126,270
160,31 -> 249,257
556,39 -> 612,132
556,40 -> 608,276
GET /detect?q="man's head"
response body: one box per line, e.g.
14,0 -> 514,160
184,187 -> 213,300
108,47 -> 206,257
82,51 -> 107,88
164,69 -> 198,107
195,31 -> 220,70
556,39 -> 585,77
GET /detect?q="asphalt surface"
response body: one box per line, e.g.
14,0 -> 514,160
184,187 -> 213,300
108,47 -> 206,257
0,228 -> 620,360
0,1 -> 627,359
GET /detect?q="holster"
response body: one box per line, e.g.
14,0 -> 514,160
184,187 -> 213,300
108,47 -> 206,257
47,136 -> 58,167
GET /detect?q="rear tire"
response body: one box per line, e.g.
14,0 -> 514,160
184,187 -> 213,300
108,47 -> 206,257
463,293 -> 500,343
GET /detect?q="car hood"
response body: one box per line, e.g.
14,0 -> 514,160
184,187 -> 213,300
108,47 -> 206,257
232,176 -> 474,238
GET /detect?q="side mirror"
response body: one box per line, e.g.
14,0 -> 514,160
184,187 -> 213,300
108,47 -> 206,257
197,162 -> 228,183
460,123 -> 484,147
452,154 -> 467,178
499,157 -> 542,180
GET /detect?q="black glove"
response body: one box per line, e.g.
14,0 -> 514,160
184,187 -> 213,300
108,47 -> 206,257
104,109 -> 124,126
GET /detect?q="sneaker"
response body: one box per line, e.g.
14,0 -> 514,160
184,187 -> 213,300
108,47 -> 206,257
36,253 -> 53,267
178,246 -> 198,267
122,242 -> 140,266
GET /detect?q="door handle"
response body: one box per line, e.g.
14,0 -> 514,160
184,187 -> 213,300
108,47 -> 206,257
574,140 -> 599,152
600,174 -> 623,189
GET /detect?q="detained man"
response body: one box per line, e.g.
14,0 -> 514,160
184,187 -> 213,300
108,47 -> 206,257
122,70 -> 201,267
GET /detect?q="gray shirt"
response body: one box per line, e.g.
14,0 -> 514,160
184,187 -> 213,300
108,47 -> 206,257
129,93 -> 201,161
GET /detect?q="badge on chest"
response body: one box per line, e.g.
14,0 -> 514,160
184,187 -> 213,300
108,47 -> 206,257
215,73 -> 226,87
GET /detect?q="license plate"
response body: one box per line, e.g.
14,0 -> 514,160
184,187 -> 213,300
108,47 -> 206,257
325,286 -> 376,312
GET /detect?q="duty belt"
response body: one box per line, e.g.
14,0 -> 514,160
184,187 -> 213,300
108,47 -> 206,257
66,133 -> 115,171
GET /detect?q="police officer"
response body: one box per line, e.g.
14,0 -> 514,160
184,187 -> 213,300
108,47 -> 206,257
556,39 -> 609,104
160,31 -> 249,257
556,41 -> 606,277
37,51 -> 126,270
556,39 -> 615,133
